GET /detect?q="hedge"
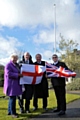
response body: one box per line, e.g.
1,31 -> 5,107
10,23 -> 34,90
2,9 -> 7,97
66,78 -> 80,90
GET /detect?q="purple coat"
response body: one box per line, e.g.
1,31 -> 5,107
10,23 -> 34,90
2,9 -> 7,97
3,61 -> 22,96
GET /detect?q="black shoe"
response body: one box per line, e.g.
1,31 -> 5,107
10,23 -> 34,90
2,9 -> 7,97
8,112 -> 18,115
33,107 -> 38,111
58,110 -> 65,116
7,112 -> 11,115
15,113 -> 19,115
43,108 -> 48,111
53,108 -> 60,113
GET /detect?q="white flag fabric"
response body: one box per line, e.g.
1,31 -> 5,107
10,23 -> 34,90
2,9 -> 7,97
20,64 -> 46,85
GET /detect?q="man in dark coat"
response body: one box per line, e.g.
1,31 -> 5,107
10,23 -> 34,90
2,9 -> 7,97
51,54 -> 69,116
18,52 -> 33,113
33,54 -> 48,111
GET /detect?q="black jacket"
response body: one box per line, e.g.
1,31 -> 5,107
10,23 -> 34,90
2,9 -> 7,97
33,61 -> 48,98
51,61 -> 68,87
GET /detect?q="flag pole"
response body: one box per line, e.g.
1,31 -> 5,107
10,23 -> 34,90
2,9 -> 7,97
54,4 -> 56,53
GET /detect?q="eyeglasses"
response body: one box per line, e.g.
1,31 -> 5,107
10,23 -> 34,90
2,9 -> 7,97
52,57 -> 57,58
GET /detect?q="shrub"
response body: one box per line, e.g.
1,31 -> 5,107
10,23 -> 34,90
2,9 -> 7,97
0,70 -> 4,87
66,78 -> 80,91
0,70 -> 4,81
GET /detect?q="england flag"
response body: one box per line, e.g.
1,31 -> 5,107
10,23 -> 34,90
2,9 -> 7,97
20,64 -> 46,85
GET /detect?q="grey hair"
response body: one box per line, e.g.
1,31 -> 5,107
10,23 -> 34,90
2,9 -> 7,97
24,52 -> 30,56
10,54 -> 18,60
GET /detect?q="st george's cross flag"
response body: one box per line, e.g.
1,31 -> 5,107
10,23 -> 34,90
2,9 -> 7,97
46,62 -> 76,78
20,64 -> 46,85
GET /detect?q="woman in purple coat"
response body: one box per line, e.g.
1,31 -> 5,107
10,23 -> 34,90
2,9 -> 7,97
3,54 -> 23,118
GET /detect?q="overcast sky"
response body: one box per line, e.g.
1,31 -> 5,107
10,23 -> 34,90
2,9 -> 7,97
0,0 -> 80,65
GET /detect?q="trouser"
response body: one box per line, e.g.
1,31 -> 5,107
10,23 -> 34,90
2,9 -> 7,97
25,99 -> 30,111
18,97 -> 30,111
54,86 -> 66,111
33,97 -> 47,108
18,97 -> 24,110
8,96 -> 16,115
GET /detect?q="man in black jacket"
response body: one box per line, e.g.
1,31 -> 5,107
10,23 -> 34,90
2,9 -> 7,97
33,54 -> 48,111
18,52 -> 33,113
51,54 -> 69,116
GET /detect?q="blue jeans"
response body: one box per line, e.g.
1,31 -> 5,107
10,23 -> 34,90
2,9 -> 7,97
8,96 -> 16,115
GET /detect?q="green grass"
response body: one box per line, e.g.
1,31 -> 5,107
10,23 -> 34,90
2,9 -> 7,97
0,88 -> 80,120
0,87 -> 4,96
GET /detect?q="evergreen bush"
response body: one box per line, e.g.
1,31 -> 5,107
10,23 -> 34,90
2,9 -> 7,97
66,78 -> 80,90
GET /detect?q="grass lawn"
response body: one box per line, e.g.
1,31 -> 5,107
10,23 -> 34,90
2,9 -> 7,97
0,87 -> 80,120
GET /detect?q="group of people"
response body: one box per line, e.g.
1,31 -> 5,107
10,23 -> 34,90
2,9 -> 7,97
3,52 -> 69,118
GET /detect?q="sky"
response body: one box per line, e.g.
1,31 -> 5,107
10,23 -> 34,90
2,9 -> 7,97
0,0 -> 80,65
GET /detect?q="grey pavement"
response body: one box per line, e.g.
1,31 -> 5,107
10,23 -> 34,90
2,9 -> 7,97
31,99 -> 80,120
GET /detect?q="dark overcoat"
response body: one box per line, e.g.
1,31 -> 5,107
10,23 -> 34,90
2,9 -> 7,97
19,60 -> 33,100
33,61 -> 48,98
51,61 -> 68,87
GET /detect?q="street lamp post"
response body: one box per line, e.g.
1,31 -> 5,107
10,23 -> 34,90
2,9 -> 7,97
54,4 -> 56,53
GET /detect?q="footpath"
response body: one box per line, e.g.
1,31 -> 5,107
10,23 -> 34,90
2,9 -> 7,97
31,91 -> 80,120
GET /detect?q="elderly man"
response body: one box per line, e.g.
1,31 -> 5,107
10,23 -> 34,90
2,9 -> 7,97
33,54 -> 48,111
18,52 -> 33,113
51,54 -> 69,116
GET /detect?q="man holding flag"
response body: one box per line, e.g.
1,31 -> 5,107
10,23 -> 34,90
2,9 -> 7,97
33,54 -> 48,111
18,52 -> 33,113
49,54 -> 76,116
19,52 -> 46,113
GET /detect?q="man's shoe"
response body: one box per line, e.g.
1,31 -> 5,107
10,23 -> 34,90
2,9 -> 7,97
20,109 -> 24,113
20,107 -> 25,113
12,114 -> 18,118
58,110 -> 65,116
53,108 -> 60,113
43,108 -> 48,111
15,113 -> 19,115
33,107 -> 38,111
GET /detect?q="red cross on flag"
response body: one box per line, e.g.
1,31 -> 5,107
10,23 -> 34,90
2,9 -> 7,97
46,62 -> 76,78
20,64 -> 46,85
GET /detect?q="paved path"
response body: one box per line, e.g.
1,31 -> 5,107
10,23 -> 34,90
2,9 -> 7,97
31,99 -> 80,120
